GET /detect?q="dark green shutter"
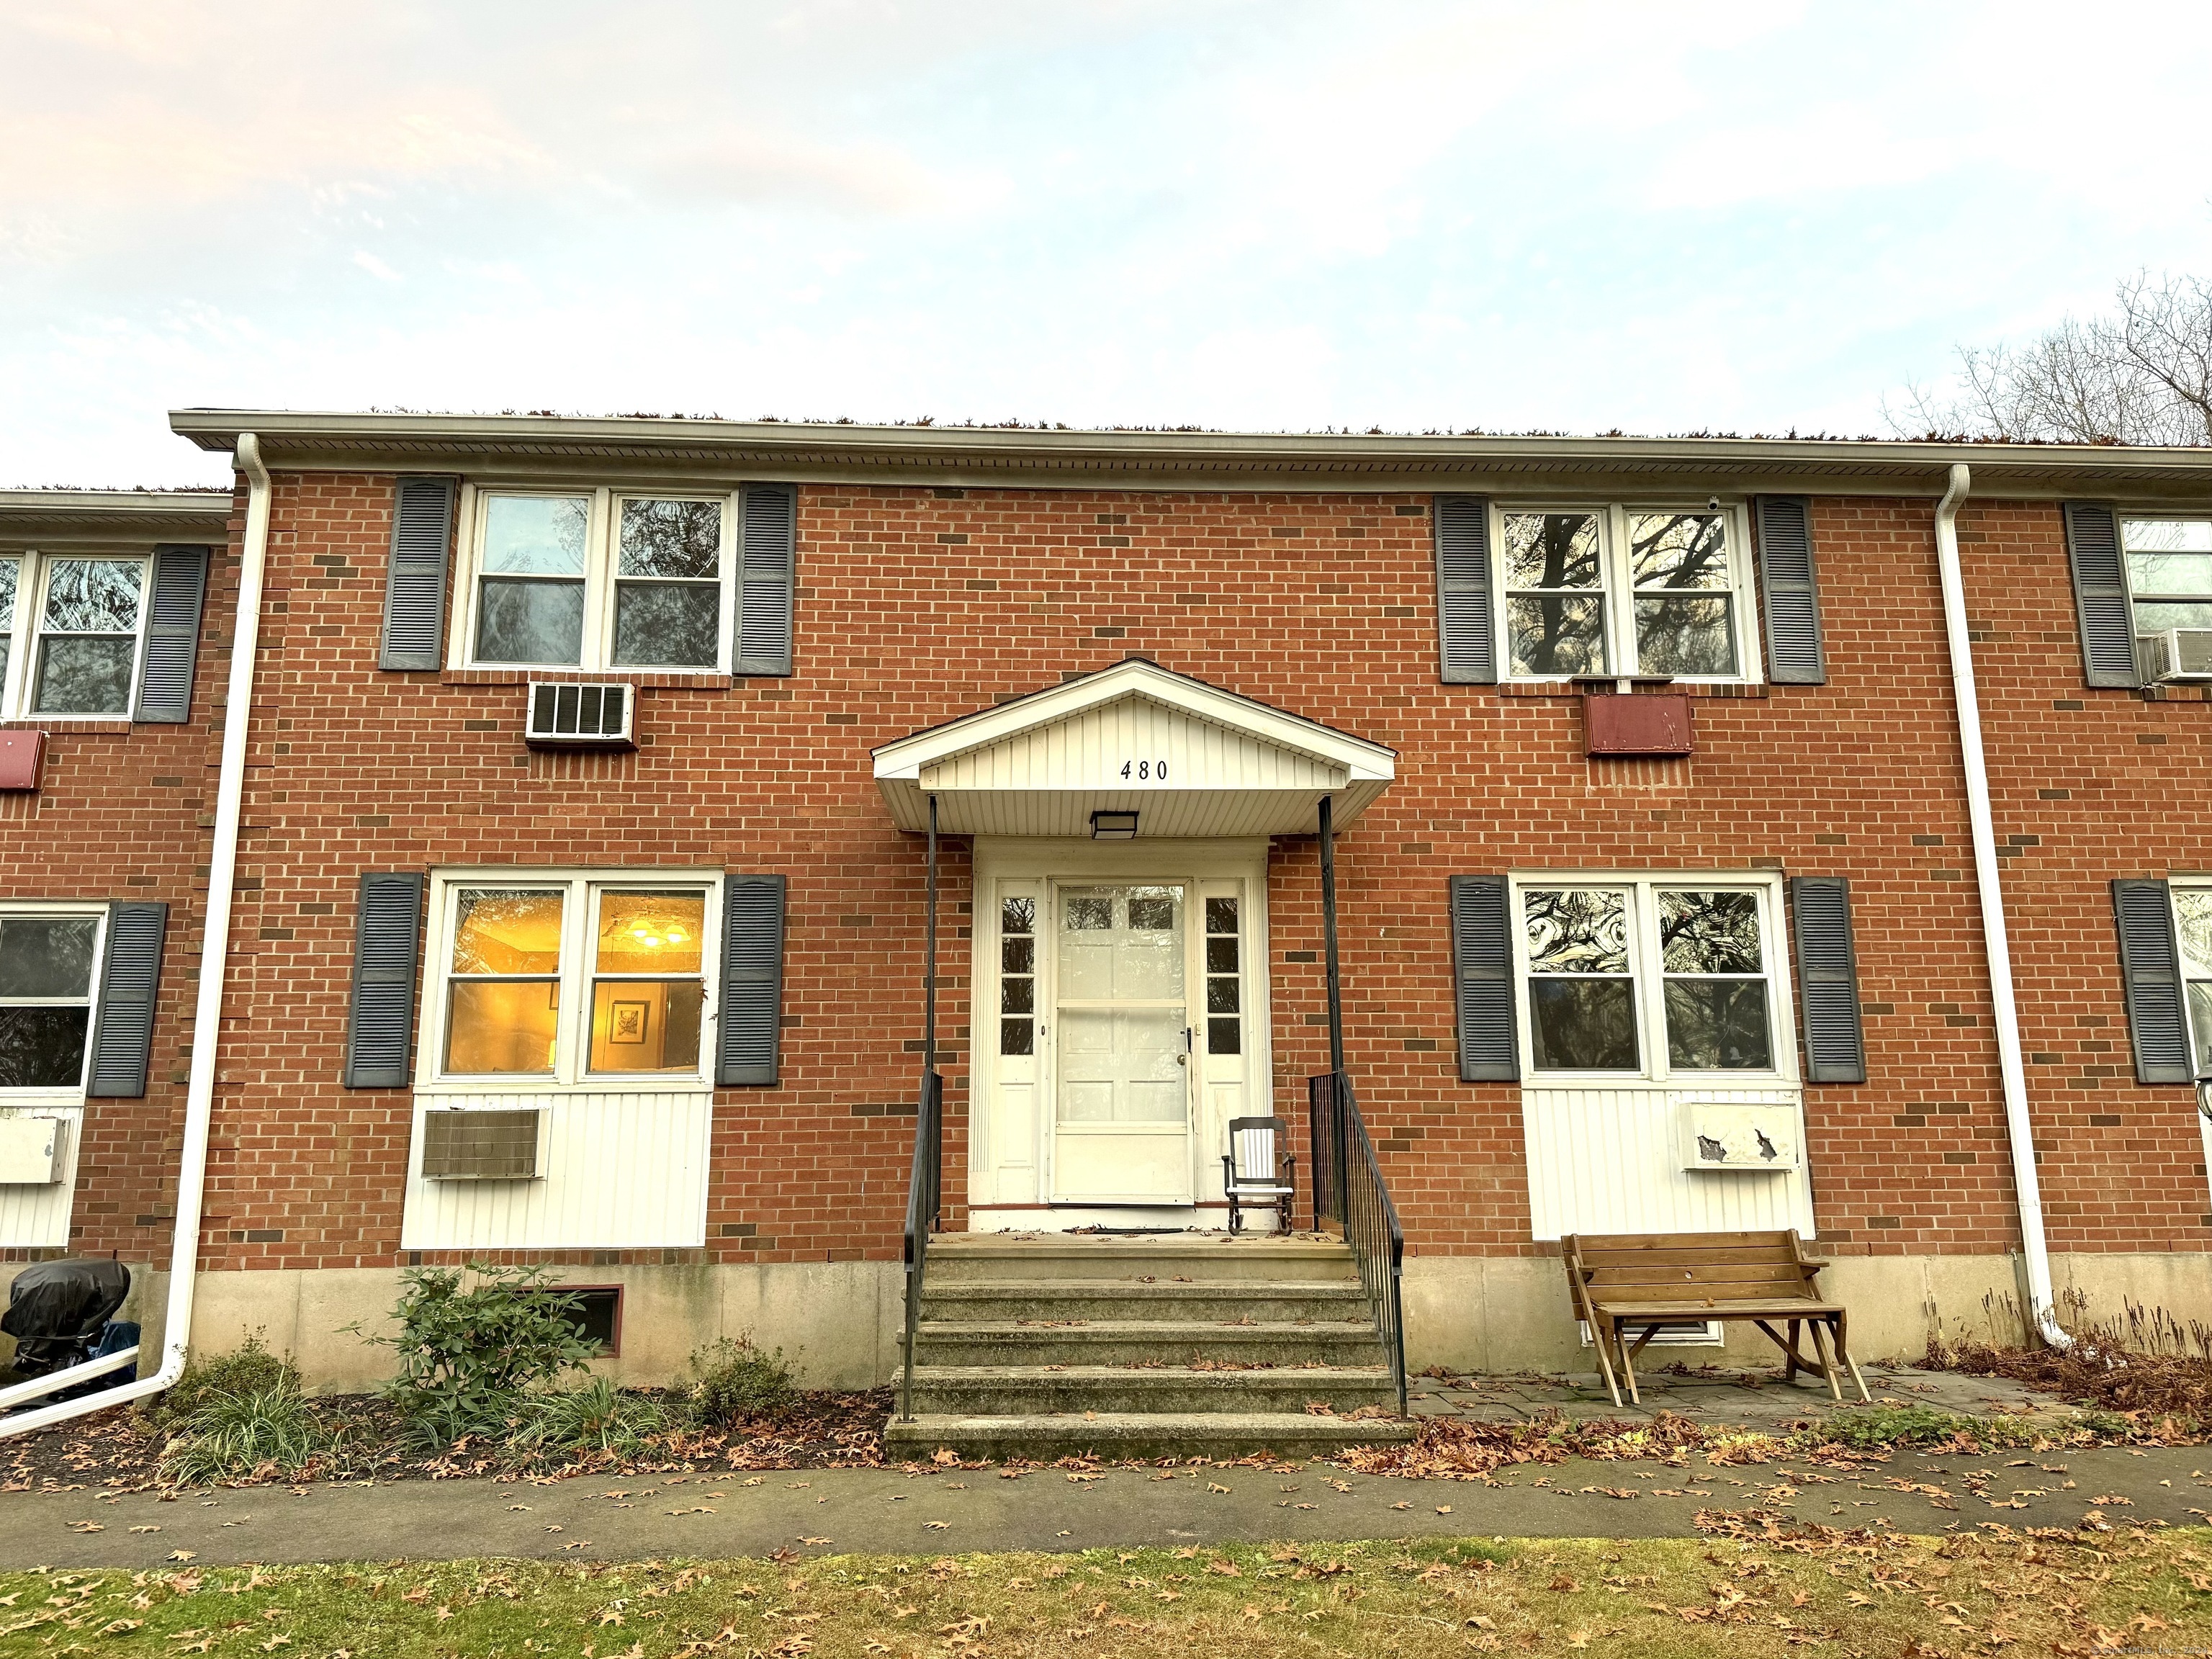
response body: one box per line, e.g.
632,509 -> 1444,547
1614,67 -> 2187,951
379,477 -> 457,670
1789,876 -> 1866,1084
2064,502 -> 2139,688
1754,497 -> 1827,685
1449,876 -> 1517,1080
343,873 -> 425,1087
134,546 -> 210,722
1434,495 -> 1496,683
737,485 -> 796,677
2113,878 -> 2193,1083
717,875 -> 787,1085
86,902 -> 168,1098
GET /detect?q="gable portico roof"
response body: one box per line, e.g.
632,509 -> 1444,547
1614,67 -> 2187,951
873,660 -> 1395,838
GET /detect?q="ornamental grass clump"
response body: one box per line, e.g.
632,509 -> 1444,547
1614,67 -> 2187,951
158,1341 -> 333,1485
505,1375 -> 670,1459
350,1262 -> 602,1449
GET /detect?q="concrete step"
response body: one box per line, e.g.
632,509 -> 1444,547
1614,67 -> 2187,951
896,1363 -> 1400,1416
910,1318 -> 1383,1368
925,1238 -> 1357,1285
919,1278 -> 1372,1323
883,1409 -> 1416,1462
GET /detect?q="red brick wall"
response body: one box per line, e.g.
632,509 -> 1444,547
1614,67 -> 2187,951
91,475 -> 2207,1275
3,502 -> 238,1262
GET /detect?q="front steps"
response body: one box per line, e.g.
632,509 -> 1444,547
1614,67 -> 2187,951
884,1233 -> 1416,1462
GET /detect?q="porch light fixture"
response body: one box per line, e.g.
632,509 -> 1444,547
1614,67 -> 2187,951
1089,809 -> 1139,840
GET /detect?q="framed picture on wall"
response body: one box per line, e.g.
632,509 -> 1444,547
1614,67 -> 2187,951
610,1001 -> 649,1045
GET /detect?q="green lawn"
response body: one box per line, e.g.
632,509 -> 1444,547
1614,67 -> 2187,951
6,1527 -> 2208,1656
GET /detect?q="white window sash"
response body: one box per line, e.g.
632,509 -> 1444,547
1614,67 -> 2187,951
0,551 -> 152,720
0,902 -> 109,1100
453,485 -> 739,675
1510,873 -> 1797,1087
1491,502 -> 1758,686
423,869 -> 724,1093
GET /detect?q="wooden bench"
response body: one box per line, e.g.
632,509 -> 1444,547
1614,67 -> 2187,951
1562,1228 -> 1869,1408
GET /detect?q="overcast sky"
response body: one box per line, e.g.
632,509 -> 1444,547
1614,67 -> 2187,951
6,0 -> 2212,486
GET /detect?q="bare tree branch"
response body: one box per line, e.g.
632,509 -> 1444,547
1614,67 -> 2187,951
1887,273 -> 2212,446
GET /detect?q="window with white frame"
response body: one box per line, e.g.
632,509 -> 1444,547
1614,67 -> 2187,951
2121,517 -> 2212,669
1495,505 -> 1754,681
428,875 -> 719,1087
457,490 -> 734,672
2170,884 -> 2212,1075
0,552 -> 150,716
0,909 -> 104,1092
1514,877 -> 1789,1080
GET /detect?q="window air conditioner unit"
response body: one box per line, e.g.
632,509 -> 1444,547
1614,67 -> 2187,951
420,1107 -> 546,1180
1677,1100 -> 1800,1173
525,682 -> 634,749
0,1116 -> 69,1184
2139,629 -> 2212,683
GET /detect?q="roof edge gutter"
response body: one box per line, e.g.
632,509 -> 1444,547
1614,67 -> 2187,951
1933,462 -> 2069,1350
1,433 -> 272,1434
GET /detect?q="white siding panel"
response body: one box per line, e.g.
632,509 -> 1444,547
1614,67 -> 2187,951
0,1106 -> 80,1249
922,694 -> 1346,794
402,1091 -> 712,1250
1521,1085 -> 1813,1242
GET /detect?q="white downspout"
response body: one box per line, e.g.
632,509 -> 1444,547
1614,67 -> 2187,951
0,433 -> 271,1432
1932,462 -> 2069,1349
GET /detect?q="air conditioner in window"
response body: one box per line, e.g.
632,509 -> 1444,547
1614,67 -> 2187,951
0,1116 -> 69,1184
525,682 -> 634,749
420,1107 -> 546,1180
1677,1100 -> 1800,1173
2137,629 -> 2212,683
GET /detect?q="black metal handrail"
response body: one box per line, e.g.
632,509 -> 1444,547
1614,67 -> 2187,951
897,1068 -> 943,1423
1308,1069 -> 1407,1416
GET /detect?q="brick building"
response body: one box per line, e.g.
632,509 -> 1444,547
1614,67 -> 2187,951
5,416 -> 2211,1404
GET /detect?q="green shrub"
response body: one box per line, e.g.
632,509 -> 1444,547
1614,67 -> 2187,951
685,1334 -> 795,1425
349,1263 -> 601,1447
161,1375 -> 327,1485
154,1335 -> 297,1429
506,1377 -> 667,1458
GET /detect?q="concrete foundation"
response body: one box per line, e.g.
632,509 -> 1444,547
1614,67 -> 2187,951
6,1249 -> 2205,1393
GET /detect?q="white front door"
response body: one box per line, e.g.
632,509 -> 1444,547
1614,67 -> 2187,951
1050,882 -> 1195,1203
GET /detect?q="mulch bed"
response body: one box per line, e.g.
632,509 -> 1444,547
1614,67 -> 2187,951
1,1387 -> 893,1494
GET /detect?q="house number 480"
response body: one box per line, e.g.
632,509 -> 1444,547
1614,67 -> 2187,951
1120,760 -> 1166,781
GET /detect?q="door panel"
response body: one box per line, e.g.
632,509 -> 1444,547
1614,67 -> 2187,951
1052,882 -> 1193,1202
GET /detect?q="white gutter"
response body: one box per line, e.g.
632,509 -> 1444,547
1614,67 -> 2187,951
1931,462 -> 2069,1349
1,433 -> 271,1431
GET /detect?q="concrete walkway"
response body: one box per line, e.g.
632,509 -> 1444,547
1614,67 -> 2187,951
1406,1358 -> 2065,1429
6,1443 -> 2208,1570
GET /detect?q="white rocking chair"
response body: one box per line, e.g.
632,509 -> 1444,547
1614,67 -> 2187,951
1223,1115 -> 1297,1235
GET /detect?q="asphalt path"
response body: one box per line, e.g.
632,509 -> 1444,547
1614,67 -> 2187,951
3,1447 -> 2209,1569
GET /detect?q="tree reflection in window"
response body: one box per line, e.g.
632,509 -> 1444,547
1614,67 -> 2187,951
1503,513 -> 1606,676
1522,888 -> 1637,1069
1658,890 -> 1770,1069
1630,513 -> 1737,676
2173,888 -> 2212,1075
